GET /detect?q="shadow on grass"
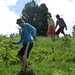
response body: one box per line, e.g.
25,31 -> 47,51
16,69 -> 35,75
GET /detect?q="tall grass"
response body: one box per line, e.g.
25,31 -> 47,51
0,36 -> 75,75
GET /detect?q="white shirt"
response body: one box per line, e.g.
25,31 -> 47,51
47,18 -> 55,26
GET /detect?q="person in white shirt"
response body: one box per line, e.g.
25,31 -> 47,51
47,13 -> 55,38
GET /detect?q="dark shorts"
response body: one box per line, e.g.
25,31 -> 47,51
55,26 -> 65,35
17,42 -> 33,58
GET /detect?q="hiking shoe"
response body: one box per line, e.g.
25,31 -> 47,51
17,70 -> 25,75
20,70 -> 25,72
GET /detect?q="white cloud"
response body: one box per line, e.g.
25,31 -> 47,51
39,0 -> 75,36
0,0 -> 20,36
3,0 -> 17,6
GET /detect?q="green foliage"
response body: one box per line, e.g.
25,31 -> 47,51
21,0 -> 48,36
0,36 -> 75,75
72,25 -> 75,36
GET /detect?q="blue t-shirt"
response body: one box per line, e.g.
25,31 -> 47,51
15,23 -> 36,45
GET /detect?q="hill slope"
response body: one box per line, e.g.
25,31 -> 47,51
0,36 -> 75,75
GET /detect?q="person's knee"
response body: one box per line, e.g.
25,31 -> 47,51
61,31 -> 64,34
17,55 -> 21,58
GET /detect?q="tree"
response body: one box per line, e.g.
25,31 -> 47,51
22,0 -> 36,24
35,4 -> 48,36
21,0 -> 49,36
72,25 -> 75,36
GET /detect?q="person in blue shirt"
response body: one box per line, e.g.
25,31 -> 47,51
12,18 -> 37,73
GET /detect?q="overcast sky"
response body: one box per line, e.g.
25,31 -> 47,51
0,0 -> 75,36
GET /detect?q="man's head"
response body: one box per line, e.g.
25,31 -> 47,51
16,18 -> 25,27
47,13 -> 52,18
56,14 -> 60,19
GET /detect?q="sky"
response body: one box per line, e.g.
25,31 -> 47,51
0,0 -> 75,36
39,0 -> 75,36
0,0 -> 40,36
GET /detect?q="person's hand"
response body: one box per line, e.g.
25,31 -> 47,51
65,27 -> 67,30
55,27 -> 56,30
34,38 -> 37,41
12,41 -> 16,44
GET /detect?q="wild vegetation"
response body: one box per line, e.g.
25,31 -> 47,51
0,36 -> 75,75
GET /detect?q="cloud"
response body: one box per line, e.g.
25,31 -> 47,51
0,0 -> 20,35
39,0 -> 75,36
3,0 -> 17,6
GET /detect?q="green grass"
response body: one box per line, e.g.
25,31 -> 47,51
0,36 -> 75,75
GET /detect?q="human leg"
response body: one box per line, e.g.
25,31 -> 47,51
22,42 -> 33,70
17,55 -> 22,62
50,25 -> 55,38
27,42 -> 33,58
17,42 -> 33,71
17,46 -> 28,71
17,55 -> 27,71
61,26 -> 67,38
55,28 -> 61,38
22,57 -> 27,71
47,26 -> 52,38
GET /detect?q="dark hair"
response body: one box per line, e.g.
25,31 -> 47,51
16,18 -> 24,24
48,13 -> 52,17
56,14 -> 60,18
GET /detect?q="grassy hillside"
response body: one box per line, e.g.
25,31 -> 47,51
0,36 -> 75,75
